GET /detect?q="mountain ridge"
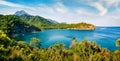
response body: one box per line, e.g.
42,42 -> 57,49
13,10 -> 95,30
14,10 -> 30,16
14,10 -> 59,24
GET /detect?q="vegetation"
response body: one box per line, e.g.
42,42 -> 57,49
0,30 -> 120,61
18,14 -> 94,30
0,15 -> 41,38
18,14 -> 56,29
116,38 -> 120,47
30,37 -> 41,48
67,22 -> 94,30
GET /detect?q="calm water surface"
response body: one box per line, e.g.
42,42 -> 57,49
17,27 -> 120,52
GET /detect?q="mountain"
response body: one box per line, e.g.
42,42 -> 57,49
18,14 -> 32,21
13,10 -> 94,30
14,10 -> 58,24
14,10 -> 57,29
14,10 -> 29,16
18,14 -> 55,29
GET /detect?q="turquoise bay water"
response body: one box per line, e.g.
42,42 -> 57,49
17,27 -> 120,52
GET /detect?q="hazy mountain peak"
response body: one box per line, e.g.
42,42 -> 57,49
14,10 -> 29,16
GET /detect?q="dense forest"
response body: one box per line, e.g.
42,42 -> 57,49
0,15 -> 41,38
0,14 -> 120,61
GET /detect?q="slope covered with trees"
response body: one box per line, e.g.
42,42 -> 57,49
17,14 -> 56,29
0,15 -> 41,38
14,10 -> 95,30
20,15 -> 94,30
18,14 -> 95,30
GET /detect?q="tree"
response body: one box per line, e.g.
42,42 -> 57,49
71,36 -> 76,40
30,37 -> 41,48
116,38 -> 120,47
70,36 -> 77,48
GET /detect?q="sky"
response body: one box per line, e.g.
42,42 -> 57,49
0,0 -> 120,26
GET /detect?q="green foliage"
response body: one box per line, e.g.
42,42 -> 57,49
71,36 -> 76,40
0,15 -> 41,38
0,30 -> 13,47
19,15 -> 55,29
67,22 -> 95,30
30,37 -> 41,48
116,38 -> 120,47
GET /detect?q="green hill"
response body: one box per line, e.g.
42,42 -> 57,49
0,15 -> 41,38
67,22 -> 95,30
17,14 -> 56,29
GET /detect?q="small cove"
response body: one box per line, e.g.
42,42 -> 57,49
16,27 -> 120,52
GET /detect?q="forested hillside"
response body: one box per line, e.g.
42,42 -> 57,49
18,14 -> 55,29
0,15 -> 41,38
14,10 -> 95,30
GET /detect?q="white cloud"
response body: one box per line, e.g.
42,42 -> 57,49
0,0 -> 120,26
90,2 -> 107,16
55,2 -> 68,13
0,0 -> 34,10
102,0 -> 120,7
106,0 -> 118,5
71,0 -> 108,16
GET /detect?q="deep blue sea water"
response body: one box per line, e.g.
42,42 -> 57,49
17,27 -> 120,52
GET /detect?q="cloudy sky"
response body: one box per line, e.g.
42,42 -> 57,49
0,0 -> 120,26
